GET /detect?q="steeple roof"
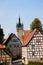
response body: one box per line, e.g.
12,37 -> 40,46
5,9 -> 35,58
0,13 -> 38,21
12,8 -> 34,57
16,16 -> 23,27
19,16 -> 20,24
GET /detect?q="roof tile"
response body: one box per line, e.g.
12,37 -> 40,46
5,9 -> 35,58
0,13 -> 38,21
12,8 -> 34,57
0,44 -> 5,48
20,29 -> 37,46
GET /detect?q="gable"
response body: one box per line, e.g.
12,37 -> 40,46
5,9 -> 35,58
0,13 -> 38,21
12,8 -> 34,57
8,35 -> 21,46
27,29 -> 43,46
21,29 -> 43,46
34,29 -> 42,36
4,33 -> 21,46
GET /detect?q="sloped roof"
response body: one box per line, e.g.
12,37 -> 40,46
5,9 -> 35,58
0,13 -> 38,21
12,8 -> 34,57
24,30 -> 31,34
3,33 -> 13,45
16,16 -> 23,27
0,44 -> 5,48
3,33 -> 21,46
21,29 -> 41,46
3,47 -> 12,57
0,44 -> 12,57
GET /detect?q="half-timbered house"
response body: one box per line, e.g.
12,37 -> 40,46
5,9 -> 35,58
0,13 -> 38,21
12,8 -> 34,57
3,33 -> 22,60
0,44 -> 12,65
21,29 -> 43,64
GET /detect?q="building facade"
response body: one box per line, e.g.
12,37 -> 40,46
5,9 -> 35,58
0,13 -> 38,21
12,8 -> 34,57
21,29 -> 43,64
3,33 -> 22,60
0,44 -> 12,65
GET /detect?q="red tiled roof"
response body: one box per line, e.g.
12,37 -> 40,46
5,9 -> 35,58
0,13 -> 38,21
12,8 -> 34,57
24,30 -> 31,34
0,44 -> 5,48
20,29 -> 37,46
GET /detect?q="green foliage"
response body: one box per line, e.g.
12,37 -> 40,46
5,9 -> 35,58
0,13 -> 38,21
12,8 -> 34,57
27,62 -> 43,65
22,62 -> 24,65
0,28 -> 4,43
30,18 -> 42,33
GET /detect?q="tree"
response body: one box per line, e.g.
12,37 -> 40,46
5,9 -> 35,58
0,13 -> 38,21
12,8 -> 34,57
30,18 -> 42,33
0,25 -> 4,43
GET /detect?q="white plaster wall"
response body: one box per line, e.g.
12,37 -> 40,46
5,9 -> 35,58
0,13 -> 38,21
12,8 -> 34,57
22,47 -> 28,64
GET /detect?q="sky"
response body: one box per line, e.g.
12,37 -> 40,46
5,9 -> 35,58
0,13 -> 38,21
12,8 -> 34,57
0,0 -> 43,38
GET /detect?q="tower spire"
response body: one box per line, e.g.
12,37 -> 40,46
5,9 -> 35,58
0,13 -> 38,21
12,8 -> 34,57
16,17 -> 24,38
19,16 -> 20,24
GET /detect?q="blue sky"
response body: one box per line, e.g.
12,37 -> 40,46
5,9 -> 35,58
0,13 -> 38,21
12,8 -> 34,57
0,0 -> 43,38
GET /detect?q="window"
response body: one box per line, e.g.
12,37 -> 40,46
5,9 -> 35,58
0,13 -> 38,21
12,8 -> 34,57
17,44 -> 19,47
32,51 -> 35,56
14,44 -> 16,47
10,44 -> 12,47
11,39 -> 18,42
41,37 -> 42,40
36,38 -> 41,43
32,44 -> 35,49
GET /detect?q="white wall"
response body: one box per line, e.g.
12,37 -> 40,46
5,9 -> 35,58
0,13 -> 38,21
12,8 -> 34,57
22,47 -> 28,64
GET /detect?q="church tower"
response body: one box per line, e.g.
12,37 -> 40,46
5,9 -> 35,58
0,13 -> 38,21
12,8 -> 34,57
16,16 -> 24,39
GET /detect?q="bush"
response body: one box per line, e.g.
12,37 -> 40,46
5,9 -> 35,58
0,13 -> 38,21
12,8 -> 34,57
22,63 -> 24,65
27,61 -> 43,65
